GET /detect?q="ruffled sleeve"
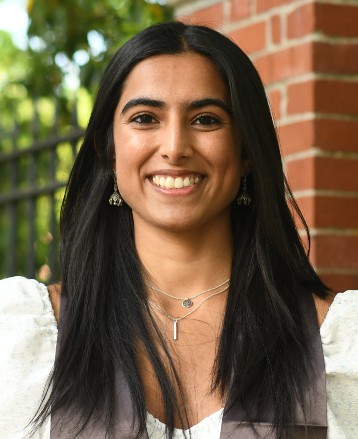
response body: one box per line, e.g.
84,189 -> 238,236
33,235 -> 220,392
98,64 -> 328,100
320,290 -> 358,439
0,276 -> 58,439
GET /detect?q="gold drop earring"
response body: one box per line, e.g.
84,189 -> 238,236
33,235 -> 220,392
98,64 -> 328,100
237,176 -> 251,206
109,171 -> 123,207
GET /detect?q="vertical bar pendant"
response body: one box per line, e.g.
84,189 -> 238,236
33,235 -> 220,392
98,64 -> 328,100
173,319 -> 178,340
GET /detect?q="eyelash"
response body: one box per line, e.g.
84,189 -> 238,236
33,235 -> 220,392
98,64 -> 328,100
129,113 -> 157,125
193,114 -> 221,126
129,113 -> 222,127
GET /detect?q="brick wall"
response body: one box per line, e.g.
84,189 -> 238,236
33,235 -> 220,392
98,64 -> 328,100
168,0 -> 358,291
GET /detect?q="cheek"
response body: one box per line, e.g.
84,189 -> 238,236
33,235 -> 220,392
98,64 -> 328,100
113,138 -> 152,198
114,133 -> 141,171
114,127 -> 155,162
113,134 -> 135,193
218,144 -> 242,195
212,137 -> 241,175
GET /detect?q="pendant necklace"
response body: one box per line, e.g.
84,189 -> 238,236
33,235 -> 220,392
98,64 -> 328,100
145,277 -> 230,308
147,284 -> 229,340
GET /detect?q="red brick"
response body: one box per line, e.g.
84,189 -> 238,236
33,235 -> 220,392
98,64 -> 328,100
287,3 -> 315,39
316,3 -> 358,38
287,80 -> 358,116
278,121 -> 314,156
314,42 -> 358,75
179,4 -> 224,27
316,81 -> 358,115
271,14 -> 281,45
311,235 -> 358,270
286,157 -> 358,192
286,157 -> 314,191
287,3 -> 358,39
279,119 -> 358,156
268,89 -> 281,119
287,81 -> 314,115
255,42 -> 312,84
230,0 -> 251,21
256,42 -> 358,84
319,273 -> 358,293
315,157 -> 358,192
256,0 -> 290,13
229,21 -> 266,54
315,119 -> 358,153
296,195 -> 358,230
316,196 -> 358,229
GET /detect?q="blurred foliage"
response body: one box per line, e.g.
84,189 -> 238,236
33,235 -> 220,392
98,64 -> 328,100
26,0 -> 172,97
0,0 -> 172,281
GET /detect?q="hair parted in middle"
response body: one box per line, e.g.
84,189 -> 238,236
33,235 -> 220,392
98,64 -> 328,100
34,21 -> 328,439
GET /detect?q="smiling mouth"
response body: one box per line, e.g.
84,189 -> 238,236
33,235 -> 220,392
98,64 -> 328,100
152,175 -> 202,189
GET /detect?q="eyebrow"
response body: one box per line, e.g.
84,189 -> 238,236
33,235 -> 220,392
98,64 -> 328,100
121,98 -> 165,114
120,97 -> 231,115
189,98 -> 231,115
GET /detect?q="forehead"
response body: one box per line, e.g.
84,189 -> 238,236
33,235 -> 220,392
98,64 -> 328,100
118,52 -> 230,106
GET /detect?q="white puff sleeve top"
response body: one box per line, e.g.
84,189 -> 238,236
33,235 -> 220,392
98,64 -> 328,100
0,277 -> 58,439
0,277 -> 357,439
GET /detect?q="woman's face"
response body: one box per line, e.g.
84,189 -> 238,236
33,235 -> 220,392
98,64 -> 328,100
113,52 -> 247,233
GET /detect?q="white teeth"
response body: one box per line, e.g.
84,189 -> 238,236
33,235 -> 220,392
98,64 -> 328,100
165,177 -> 174,189
152,175 -> 202,189
174,177 -> 184,188
183,177 -> 190,187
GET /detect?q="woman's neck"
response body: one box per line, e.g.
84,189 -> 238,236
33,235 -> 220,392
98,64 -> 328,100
134,219 -> 233,297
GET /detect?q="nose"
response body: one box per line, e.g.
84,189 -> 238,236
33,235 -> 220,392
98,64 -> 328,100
159,118 -> 193,164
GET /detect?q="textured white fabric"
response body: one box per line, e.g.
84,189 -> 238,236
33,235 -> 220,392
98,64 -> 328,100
320,291 -> 358,439
0,277 -> 58,439
0,277 -> 357,439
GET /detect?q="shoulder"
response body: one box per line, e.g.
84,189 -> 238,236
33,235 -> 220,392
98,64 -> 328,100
319,289 -> 358,327
313,290 -> 358,327
0,275 -> 61,323
0,277 -> 58,435
0,276 -> 51,314
0,275 -> 58,352
319,290 -> 358,348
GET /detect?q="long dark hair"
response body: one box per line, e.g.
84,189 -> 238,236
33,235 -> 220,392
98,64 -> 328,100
35,21 -> 328,438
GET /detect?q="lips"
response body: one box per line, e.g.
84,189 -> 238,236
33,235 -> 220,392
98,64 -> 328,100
152,175 -> 202,189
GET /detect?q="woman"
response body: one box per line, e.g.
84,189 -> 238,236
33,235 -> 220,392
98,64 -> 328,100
1,21 -> 357,439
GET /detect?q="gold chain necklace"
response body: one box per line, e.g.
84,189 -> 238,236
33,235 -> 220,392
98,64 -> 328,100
145,278 -> 230,308
147,284 -> 229,340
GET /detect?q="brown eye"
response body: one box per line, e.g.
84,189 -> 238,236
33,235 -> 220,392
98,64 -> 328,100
131,114 -> 156,124
194,115 -> 220,126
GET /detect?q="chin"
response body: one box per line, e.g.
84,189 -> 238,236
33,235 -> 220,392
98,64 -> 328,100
153,218 -> 201,233
133,211 -> 204,233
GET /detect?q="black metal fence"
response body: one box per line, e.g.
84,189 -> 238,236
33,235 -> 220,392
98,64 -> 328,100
0,98 -> 84,282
